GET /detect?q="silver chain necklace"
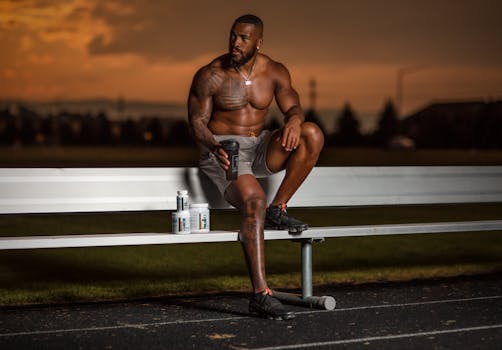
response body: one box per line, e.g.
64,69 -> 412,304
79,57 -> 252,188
233,58 -> 257,86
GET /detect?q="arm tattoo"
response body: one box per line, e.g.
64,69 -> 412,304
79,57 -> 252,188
190,114 -> 218,150
188,67 -> 223,149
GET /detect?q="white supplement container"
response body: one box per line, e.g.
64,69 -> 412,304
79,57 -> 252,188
190,203 -> 210,233
176,190 -> 189,211
172,210 -> 190,234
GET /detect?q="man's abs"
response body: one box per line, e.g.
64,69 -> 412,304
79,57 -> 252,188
209,107 -> 268,136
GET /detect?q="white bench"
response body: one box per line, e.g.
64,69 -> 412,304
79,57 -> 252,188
1,166 -> 502,310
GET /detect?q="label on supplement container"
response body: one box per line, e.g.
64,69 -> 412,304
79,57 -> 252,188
190,203 -> 210,233
172,211 -> 190,234
176,190 -> 189,211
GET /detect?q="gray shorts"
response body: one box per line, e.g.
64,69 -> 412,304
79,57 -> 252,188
199,130 -> 275,195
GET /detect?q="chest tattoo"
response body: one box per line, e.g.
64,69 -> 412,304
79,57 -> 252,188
215,76 -> 248,110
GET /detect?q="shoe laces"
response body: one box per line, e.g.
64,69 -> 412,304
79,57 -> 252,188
263,287 -> 273,296
279,203 -> 287,212
268,203 -> 287,213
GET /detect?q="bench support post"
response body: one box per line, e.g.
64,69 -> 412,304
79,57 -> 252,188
273,238 -> 336,310
301,239 -> 313,297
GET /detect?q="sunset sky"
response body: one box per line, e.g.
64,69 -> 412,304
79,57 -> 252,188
1,0 -> 501,115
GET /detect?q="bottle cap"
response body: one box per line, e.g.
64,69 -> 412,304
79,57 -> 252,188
220,139 -> 239,151
177,190 -> 188,195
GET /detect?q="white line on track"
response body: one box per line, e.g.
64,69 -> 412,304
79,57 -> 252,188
1,295 -> 501,338
0,317 -> 250,338
332,294 -> 502,312
251,324 -> 502,350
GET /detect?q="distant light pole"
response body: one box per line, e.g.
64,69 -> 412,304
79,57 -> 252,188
396,65 -> 428,117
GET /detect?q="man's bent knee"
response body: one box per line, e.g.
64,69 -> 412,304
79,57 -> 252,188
301,122 -> 325,146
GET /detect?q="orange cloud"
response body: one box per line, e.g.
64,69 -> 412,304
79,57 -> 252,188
28,53 -> 54,65
0,0 -> 111,51
0,0 -> 501,116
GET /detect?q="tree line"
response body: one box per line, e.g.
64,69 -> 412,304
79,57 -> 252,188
0,106 -> 194,147
1,99 -> 501,149
303,99 -> 502,149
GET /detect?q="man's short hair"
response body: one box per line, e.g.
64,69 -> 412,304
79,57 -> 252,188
233,14 -> 263,35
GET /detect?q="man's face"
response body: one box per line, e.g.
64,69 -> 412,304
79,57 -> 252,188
229,22 -> 262,66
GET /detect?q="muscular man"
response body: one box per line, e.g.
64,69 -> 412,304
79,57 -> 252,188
187,14 -> 324,320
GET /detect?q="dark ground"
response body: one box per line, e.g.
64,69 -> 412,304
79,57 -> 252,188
1,273 -> 501,349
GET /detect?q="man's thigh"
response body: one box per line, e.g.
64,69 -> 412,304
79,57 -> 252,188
265,129 -> 292,173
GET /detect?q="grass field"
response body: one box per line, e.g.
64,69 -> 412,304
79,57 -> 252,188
1,204 -> 501,306
1,146 -> 502,306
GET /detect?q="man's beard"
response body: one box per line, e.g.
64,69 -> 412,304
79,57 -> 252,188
231,47 -> 257,66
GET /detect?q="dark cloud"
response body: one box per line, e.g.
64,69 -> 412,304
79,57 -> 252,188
85,0 -> 502,66
264,0 -> 502,65
87,0 -> 233,60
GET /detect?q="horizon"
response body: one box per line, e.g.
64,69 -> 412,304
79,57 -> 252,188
3,96 -> 499,136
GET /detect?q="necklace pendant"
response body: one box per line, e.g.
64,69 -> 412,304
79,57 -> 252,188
245,80 -> 252,86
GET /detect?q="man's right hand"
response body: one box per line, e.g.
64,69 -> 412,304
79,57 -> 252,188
212,145 -> 230,171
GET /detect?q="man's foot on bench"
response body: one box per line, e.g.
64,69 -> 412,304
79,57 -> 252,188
265,203 -> 308,233
249,289 -> 295,321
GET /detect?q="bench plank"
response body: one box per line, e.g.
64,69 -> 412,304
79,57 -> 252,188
2,220 -> 501,250
1,166 -> 502,214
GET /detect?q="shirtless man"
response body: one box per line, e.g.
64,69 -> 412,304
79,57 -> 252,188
187,14 -> 324,320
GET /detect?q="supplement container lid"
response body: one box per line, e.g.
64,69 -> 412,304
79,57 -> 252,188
173,210 -> 190,216
190,203 -> 209,208
177,190 -> 188,195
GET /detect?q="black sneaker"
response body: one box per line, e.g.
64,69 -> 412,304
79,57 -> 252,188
264,203 -> 309,233
249,291 -> 295,321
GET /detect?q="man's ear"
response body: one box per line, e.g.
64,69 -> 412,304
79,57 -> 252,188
257,38 -> 263,50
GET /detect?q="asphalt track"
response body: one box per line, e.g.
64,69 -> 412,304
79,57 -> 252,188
1,273 -> 501,349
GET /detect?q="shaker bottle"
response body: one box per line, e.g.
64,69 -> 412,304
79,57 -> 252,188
219,140 -> 239,180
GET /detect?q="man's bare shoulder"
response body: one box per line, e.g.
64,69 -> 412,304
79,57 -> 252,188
259,54 -> 290,86
260,54 -> 289,78
191,55 -> 229,96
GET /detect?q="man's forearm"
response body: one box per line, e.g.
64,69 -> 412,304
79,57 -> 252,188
284,105 -> 305,125
190,119 -> 220,151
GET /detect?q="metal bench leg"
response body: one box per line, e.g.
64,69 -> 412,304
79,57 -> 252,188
302,238 -> 313,297
273,239 -> 336,310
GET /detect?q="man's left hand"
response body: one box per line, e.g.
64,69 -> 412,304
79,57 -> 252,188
278,118 -> 302,152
